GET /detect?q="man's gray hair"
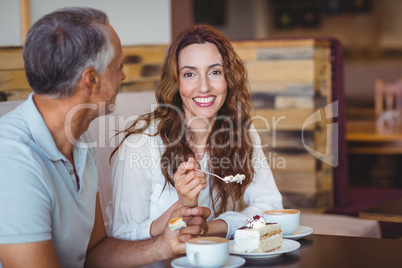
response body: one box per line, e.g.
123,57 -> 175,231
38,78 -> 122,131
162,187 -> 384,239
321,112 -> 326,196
23,7 -> 115,98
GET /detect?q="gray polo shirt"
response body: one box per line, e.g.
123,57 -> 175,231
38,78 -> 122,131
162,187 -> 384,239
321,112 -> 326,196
0,93 -> 98,267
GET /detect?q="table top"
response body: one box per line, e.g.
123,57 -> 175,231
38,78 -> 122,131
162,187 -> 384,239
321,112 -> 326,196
346,120 -> 402,154
359,198 -> 402,223
347,120 -> 402,142
144,234 -> 402,268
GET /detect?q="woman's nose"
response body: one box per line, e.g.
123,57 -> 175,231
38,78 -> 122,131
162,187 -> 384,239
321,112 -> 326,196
198,75 -> 210,93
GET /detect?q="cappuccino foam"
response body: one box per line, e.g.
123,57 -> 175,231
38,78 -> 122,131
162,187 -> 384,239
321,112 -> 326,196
188,237 -> 228,245
264,209 -> 299,215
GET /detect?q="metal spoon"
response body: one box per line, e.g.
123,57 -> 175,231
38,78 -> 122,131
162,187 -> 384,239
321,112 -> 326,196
194,169 -> 229,183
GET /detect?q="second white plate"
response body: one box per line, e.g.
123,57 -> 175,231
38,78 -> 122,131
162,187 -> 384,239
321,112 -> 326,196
283,226 -> 314,240
229,239 -> 300,259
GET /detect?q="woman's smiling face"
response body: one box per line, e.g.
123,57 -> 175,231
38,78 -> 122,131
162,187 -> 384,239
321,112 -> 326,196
178,42 -> 228,125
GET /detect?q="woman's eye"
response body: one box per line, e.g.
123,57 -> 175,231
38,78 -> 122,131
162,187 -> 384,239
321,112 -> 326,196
183,72 -> 194,78
210,70 -> 222,75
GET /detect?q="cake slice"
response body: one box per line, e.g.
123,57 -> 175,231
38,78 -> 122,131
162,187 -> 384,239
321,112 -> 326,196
168,217 -> 186,231
233,215 -> 282,253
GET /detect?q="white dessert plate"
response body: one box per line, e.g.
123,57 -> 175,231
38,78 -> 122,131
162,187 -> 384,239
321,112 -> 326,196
171,255 -> 245,268
229,239 -> 300,259
283,226 -> 314,240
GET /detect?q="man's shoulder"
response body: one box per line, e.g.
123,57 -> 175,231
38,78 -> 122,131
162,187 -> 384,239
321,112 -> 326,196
0,102 -> 46,166
0,103 -> 32,144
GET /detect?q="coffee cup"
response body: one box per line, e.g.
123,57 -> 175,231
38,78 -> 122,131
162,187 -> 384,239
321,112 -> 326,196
185,236 -> 229,267
263,209 -> 300,235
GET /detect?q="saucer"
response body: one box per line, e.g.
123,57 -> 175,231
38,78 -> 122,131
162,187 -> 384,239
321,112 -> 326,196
171,255 -> 245,268
283,226 -> 314,240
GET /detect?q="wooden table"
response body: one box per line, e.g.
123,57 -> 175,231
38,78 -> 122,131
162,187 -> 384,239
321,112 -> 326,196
144,234 -> 402,267
346,119 -> 402,201
347,120 -> 402,154
359,198 -> 402,223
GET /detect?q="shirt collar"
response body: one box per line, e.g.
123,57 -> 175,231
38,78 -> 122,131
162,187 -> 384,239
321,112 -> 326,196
23,93 -> 66,162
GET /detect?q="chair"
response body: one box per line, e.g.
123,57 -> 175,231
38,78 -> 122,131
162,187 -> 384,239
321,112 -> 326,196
0,100 -> 24,116
375,78 -> 402,133
88,91 -> 156,234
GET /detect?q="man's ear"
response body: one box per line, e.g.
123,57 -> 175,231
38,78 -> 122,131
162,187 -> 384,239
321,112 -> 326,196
81,67 -> 99,94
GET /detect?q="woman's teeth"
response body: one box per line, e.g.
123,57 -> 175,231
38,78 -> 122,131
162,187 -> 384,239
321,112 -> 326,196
193,96 -> 215,103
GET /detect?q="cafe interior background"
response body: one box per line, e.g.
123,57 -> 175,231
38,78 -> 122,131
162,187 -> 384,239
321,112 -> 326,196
1,0 -> 402,239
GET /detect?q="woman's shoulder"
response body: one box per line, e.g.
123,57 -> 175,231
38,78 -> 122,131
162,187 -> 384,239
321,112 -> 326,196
248,123 -> 261,143
124,119 -> 163,147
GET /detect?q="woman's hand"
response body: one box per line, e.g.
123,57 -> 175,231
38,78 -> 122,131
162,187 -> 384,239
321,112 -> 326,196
174,157 -> 207,208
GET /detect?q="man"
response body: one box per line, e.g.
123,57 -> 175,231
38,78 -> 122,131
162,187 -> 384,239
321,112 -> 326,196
0,7 -> 210,267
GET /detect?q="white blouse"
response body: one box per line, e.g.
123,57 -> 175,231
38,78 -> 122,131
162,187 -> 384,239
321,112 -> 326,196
106,120 -> 283,240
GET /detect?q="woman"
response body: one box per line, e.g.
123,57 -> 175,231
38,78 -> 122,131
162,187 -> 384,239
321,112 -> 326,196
107,24 -> 283,241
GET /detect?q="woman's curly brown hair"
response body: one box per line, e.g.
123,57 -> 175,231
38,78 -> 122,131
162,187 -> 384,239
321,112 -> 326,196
111,24 -> 255,216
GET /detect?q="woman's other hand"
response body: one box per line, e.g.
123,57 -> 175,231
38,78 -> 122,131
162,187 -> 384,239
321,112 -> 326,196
174,157 -> 207,207
182,206 -> 210,238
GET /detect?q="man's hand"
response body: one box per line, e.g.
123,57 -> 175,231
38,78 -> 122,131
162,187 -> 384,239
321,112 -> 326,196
179,206 -> 211,241
174,157 -> 207,207
162,206 -> 211,256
